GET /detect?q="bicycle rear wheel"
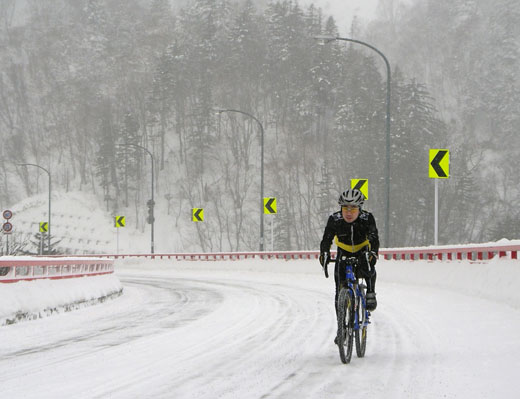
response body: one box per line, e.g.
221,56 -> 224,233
337,287 -> 354,364
355,290 -> 368,357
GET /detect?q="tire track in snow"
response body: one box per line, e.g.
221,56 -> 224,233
101,276 -> 336,398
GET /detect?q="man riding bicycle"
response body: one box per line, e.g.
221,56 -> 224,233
319,188 -> 380,313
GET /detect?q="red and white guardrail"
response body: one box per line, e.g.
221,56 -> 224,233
1,243 -> 517,284
380,244 -> 519,261
0,257 -> 114,283
42,243 -> 519,262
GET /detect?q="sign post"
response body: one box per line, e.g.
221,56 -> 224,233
115,216 -> 125,254
39,222 -> 48,255
3,210 -> 13,254
263,198 -> 277,251
429,149 -> 450,245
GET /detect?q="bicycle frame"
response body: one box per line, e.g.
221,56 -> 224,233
326,253 -> 371,363
338,256 -> 370,333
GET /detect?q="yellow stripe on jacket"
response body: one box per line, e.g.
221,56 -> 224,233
334,236 -> 371,253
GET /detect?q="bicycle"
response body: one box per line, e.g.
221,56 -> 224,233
323,254 -> 371,364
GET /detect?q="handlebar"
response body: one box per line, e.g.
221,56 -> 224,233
327,255 -> 359,265
322,254 -> 361,278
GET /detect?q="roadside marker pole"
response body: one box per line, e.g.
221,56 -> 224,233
114,216 -> 125,254
429,149 -> 449,246
435,179 -> 439,246
271,216 -> 274,251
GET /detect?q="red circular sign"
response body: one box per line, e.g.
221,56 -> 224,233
2,222 -> 13,233
2,210 -> 12,220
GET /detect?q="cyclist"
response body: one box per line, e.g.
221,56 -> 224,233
319,188 -> 380,313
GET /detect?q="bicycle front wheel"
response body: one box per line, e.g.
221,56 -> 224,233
337,287 -> 354,364
355,290 -> 368,358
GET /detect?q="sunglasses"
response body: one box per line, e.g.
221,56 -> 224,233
341,205 -> 359,212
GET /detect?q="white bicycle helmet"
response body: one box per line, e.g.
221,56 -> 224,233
338,188 -> 365,208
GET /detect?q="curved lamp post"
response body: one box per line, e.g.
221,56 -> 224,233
18,163 -> 51,254
118,143 -> 155,254
217,109 -> 265,251
315,35 -> 391,247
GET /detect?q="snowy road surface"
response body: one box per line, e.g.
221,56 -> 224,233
1,258 -> 519,398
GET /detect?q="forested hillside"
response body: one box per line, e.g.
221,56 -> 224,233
0,0 -> 517,252
368,0 -> 520,243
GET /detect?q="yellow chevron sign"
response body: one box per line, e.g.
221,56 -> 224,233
264,197 -> 277,214
115,216 -> 125,228
39,222 -> 48,233
192,208 -> 204,222
351,179 -> 368,200
429,149 -> 450,178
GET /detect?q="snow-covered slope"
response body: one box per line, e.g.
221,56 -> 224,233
6,191 -> 148,254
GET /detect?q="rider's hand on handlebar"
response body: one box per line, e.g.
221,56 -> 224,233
319,252 -> 329,267
367,250 -> 378,267
319,252 -> 330,278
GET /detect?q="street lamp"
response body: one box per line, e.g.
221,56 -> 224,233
217,109 -> 265,251
18,163 -> 51,254
315,35 -> 392,247
117,143 -> 155,254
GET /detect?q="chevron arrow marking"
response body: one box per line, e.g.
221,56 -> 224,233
430,149 -> 449,178
115,216 -> 125,227
350,179 -> 368,199
264,198 -> 277,214
39,222 -> 48,233
193,208 -> 204,222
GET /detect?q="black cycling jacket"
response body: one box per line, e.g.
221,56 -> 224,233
320,209 -> 380,256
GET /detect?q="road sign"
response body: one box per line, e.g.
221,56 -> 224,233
2,222 -> 12,233
264,197 -> 277,214
350,179 -> 368,200
39,222 -> 48,233
115,216 -> 125,228
192,208 -> 204,222
429,149 -> 450,246
429,149 -> 450,178
3,210 -> 13,220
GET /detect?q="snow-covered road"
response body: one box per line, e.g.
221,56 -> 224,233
1,258 -> 519,398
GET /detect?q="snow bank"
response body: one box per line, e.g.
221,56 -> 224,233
118,256 -> 520,308
383,237 -> 520,251
378,257 -> 520,308
0,274 -> 123,325
1,256 -> 518,326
